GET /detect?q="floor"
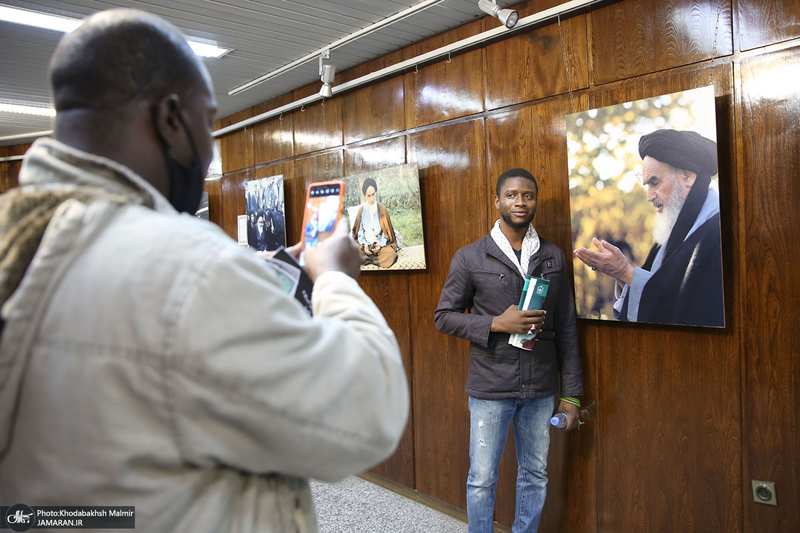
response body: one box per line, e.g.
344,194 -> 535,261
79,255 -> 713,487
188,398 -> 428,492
310,476 -> 468,533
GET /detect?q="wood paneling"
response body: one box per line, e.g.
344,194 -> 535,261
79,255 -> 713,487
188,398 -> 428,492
204,177 -> 223,231
738,0 -> 800,51
590,0 -> 734,85
737,47 -> 800,533
253,94 -> 295,165
344,137 -> 414,488
485,2 -> 588,110
219,168 -> 253,239
342,51 -> 406,145
293,83 -> 344,156
403,20 -> 485,129
408,119 -> 487,510
589,64 -> 742,533
0,143 -> 30,193
220,127 -> 255,174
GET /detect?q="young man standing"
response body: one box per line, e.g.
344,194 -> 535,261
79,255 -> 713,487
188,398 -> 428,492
435,168 -> 583,532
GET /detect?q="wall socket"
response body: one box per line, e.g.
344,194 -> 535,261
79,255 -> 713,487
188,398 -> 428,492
751,480 -> 777,506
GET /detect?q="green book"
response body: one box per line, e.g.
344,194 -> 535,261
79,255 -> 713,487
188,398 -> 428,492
508,277 -> 550,351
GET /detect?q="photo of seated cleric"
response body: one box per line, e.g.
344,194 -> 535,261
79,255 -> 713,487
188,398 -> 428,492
351,177 -> 399,268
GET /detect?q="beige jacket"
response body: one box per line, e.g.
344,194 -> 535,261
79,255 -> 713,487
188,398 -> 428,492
0,139 -> 409,532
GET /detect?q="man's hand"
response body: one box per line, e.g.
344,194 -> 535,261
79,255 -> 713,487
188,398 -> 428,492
302,219 -> 362,281
573,237 -> 635,286
555,400 -> 580,432
491,305 -> 546,335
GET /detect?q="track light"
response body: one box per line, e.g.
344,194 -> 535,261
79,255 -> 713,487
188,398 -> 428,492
319,51 -> 336,98
478,0 -> 519,29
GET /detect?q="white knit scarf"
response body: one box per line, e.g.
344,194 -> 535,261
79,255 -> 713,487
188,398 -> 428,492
490,219 -> 540,278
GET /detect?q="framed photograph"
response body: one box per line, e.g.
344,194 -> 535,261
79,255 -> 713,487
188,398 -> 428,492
244,175 -> 286,252
341,163 -> 426,271
568,86 -> 725,327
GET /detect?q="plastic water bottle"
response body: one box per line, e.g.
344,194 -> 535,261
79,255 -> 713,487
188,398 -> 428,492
550,412 -> 568,429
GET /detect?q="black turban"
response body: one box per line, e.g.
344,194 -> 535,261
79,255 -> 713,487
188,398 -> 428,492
362,178 -> 377,195
638,130 -> 718,179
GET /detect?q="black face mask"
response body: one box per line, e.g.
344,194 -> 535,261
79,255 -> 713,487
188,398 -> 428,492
151,106 -> 206,214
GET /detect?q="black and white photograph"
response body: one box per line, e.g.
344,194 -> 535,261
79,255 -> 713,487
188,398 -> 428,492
244,174 -> 286,252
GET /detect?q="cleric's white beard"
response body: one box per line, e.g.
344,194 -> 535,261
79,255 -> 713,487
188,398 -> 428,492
652,184 -> 686,245
368,202 -> 378,217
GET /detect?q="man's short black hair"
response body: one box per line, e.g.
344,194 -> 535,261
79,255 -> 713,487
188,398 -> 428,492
496,168 -> 538,196
362,178 -> 377,195
50,9 -> 204,112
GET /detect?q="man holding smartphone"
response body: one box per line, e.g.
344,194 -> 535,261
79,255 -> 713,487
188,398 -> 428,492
0,9 -> 408,533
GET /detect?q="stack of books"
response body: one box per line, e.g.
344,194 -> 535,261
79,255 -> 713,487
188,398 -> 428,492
508,276 -> 550,351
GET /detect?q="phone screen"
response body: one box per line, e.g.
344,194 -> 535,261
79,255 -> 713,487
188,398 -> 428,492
299,181 -> 344,265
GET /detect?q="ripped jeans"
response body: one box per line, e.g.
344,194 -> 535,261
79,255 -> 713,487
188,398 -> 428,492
467,395 -> 554,533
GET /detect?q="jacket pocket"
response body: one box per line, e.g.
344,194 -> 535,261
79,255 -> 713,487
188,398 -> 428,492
472,270 -> 517,310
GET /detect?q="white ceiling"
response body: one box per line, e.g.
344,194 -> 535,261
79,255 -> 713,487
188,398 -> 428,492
0,0 -> 499,146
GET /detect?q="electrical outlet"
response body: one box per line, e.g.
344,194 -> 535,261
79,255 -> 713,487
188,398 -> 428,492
751,480 -> 777,506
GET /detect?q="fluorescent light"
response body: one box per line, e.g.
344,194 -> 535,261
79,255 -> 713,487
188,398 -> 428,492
0,103 -> 56,117
0,5 -> 231,58
187,40 -> 232,59
0,5 -> 81,32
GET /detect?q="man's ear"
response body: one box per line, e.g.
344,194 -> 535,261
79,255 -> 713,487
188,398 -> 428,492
152,94 -> 183,148
681,169 -> 698,190
494,195 -> 500,209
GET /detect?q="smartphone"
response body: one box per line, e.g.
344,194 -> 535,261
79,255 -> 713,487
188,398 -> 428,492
299,180 -> 345,265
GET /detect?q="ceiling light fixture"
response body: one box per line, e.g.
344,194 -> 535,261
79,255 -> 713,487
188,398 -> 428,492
319,51 -> 336,98
0,4 -> 232,58
0,103 -> 56,117
0,4 -> 81,32
478,0 -> 519,29
214,0 -> 605,138
228,0 -> 445,96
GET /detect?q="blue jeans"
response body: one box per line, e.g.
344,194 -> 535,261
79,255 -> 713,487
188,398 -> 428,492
467,395 -> 554,533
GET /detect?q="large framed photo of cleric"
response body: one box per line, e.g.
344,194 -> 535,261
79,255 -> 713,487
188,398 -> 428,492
568,86 -> 725,328
342,163 -> 426,271
244,175 -> 286,252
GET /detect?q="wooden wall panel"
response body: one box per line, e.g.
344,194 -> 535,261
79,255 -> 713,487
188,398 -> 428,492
737,47 -> 800,533
403,20 -> 485,129
0,143 -> 30,193
738,0 -> 800,51
590,0 -> 734,85
220,128 -> 255,173
204,177 -> 223,231
293,83 -> 344,156
589,64 -> 741,533
219,108 -> 256,174
485,1 -> 588,110
344,137 -> 414,488
408,119 -> 488,510
219,168 -> 252,239
253,94 -> 295,165
342,51 -> 406,145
